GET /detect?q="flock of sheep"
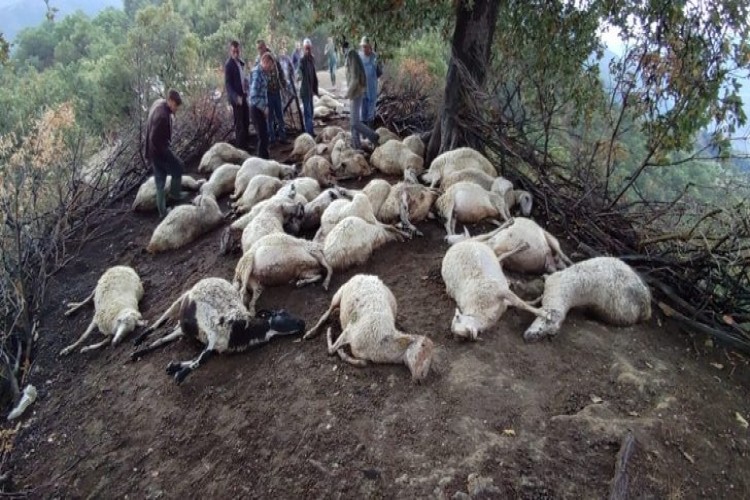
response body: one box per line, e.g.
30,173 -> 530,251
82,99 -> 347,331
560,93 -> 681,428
58,119 -> 653,384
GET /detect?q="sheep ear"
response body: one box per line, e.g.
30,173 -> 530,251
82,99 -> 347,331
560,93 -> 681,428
463,226 -> 470,238
397,337 -> 411,349
218,316 -> 226,325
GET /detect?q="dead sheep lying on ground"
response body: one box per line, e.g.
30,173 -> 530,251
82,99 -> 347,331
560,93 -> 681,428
330,136 -> 370,179
301,187 -> 348,231
231,175 -> 283,214
199,164 -> 240,199
490,177 -> 533,221
147,193 -> 225,253
60,266 -> 146,355
232,158 -> 296,200
370,140 -> 425,176
375,127 -> 400,145
314,192 -> 385,243
198,142 -> 250,173
446,218 -> 573,274
523,257 -> 652,342
233,233 -> 332,313
304,274 -> 434,382
323,216 -> 407,271
355,177 -> 439,236
316,126 -> 345,143
277,177 -> 322,202
421,147 -> 498,188
288,133 -> 316,162
403,134 -> 425,157
300,155 -> 336,187
241,200 -> 304,253
130,278 -> 305,384
441,241 -> 549,340
434,181 -> 531,234
440,168 -> 496,191
132,175 -> 204,212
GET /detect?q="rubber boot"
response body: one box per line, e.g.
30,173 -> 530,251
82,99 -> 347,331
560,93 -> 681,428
155,187 -> 168,219
168,175 -> 191,204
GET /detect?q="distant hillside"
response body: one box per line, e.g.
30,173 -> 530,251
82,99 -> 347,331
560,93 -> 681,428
0,0 -> 122,43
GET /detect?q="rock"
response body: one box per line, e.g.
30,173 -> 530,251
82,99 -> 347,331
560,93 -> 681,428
362,468 -> 380,480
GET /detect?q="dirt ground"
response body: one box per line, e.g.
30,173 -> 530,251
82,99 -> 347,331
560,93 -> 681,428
5,75 -> 750,499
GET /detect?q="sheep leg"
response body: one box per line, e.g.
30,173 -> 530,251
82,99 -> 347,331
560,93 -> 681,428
133,292 -> 187,346
304,287 -> 343,340
311,249 -> 333,290
295,272 -> 323,287
495,242 -> 530,265
59,319 -> 98,356
64,290 -> 95,316
166,340 -> 216,384
543,231 -> 574,268
130,326 -> 184,361
79,337 -> 112,354
500,290 -> 549,320
247,281 -> 263,316
398,190 -> 422,237
327,327 -> 367,367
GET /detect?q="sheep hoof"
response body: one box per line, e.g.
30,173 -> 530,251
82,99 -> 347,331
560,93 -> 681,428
165,361 -> 181,376
174,369 -> 190,385
522,331 -> 546,343
58,347 -> 73,357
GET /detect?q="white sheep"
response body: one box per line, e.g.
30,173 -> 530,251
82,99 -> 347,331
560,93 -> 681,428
314,106 -> 334,119
231,175 -> 283,214
232,158 -> 296,199
440,168 -> 496,191
278,177 -> 321,202
435,181 -> 521,234
199,164 -> 240,199
370,140 -> 425,176
314,94 -> 344,111
233,233 -> 332,313
303,143 -> 332,163
446,218 -> 573,274
289,133 -> 316,162
303,274 -> 434,381
301,187 -> 347,231
523,257 -> 652,342
403,134 -> 425,157
441,241 -> 549,340
330,137 -> 370,179
198,142 -> 249,173
421,147 -> 497,188
132,175 -> 204,212
241,201 -> 304,253
130,278 -> 305,384
361,178 -> 438,236
59,266 -> 146,355
323,216 -> 407,270
316,126 -> 345,143
490,177 -> 533,220
314,192 -> 383,242
300,155 -> 336,187
147,194 -> 225,253
375,127 -> 400,145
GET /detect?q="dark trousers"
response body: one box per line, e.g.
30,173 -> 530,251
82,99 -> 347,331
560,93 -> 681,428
267,91 -> 286,142
250,105 -> 270,159
152,149 -> 183,197
231,99 -> 250,151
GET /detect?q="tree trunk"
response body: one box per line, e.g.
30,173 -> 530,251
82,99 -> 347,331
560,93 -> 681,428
425,0 -> 501,165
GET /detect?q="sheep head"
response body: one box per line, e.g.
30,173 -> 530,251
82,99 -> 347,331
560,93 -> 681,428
515,190 -> 533,216
113,309 -> 147,345
451,308 -> 482,341
522,309 -> 564,343
281,202 -> 305,235
404,335 -> 434,382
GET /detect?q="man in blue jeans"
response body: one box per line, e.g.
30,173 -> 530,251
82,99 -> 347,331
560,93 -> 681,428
345,48 -> 379,151
145,89 -> 190,219
255,40 -> 288,145
249,54 -> 274,159
297,38 -> 319,136
359,36 -> 381,127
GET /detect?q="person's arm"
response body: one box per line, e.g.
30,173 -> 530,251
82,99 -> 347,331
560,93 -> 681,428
150,112 -> 170,158
224,61 -> 241,105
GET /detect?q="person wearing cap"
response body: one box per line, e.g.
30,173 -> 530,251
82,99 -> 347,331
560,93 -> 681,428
145,89 -> 191,219
345,48 -> 379,151
224,40 -> 250,152
324,37 -> 338,88
358,36 -> 381,127
297,38 -> 319,135
249,53 -> 275,159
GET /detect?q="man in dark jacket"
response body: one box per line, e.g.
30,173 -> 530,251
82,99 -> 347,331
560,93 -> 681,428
224,40 -> 250,151
145,89 -> 190,219
297,38 -> 318,136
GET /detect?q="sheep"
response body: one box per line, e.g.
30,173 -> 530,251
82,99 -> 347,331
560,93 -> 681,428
316,126 -> 345,143
241,201 -> 305,253
199,164 -> 240,199
300,155 -> 336,187
198,142 -> 250,173
302,143 -> 332,163
130,278 -> 305,384
421,147 -> 497,188
301,187 -> 347,231
288,133 -> 316,162
278,177 -> 322,202
440,168 -> 496,191
314,192 -> 383,242
403,134 -> 425,157
233,233 -> 332,313
370,140 -> 425,176
490,177 -> 533,220
446,218 -> 573,274
147,194 -> 225,253
314,106 -> 334,119
323,216 -> 407,271
231,175 -> 283,214
523,257 -> 652,343
361,178 -> 438,236
303,274 -> 433,382
375,127 -> 400,145
330,137 -> 370,179
435,181 -> 514,234
314,94 -> 344,111
132,175 -> 205,212
232,158 -> 296,200
441,241 -> 549,340
59,266 -> 146,355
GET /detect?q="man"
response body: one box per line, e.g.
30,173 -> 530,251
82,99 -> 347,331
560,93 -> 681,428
324,37 -> 337,87
291,41 -> 302,73
345,48 -> 379,151
249,53 -> 274,159
256,39 -> 288,145
358,36 -> 381,127
145,89 -> 190,219
297,38 -> 319,136
224,40 -> 250,152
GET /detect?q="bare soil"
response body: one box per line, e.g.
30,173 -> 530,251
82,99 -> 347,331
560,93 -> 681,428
6,78 -> 750,499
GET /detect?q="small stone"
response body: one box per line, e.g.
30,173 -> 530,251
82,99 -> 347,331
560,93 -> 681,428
362,468 -> 380,480
590,395 -> 603,404
711,363 -> 724,370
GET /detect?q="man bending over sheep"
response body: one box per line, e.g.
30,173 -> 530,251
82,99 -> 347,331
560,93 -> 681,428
145,89 -> 191,219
